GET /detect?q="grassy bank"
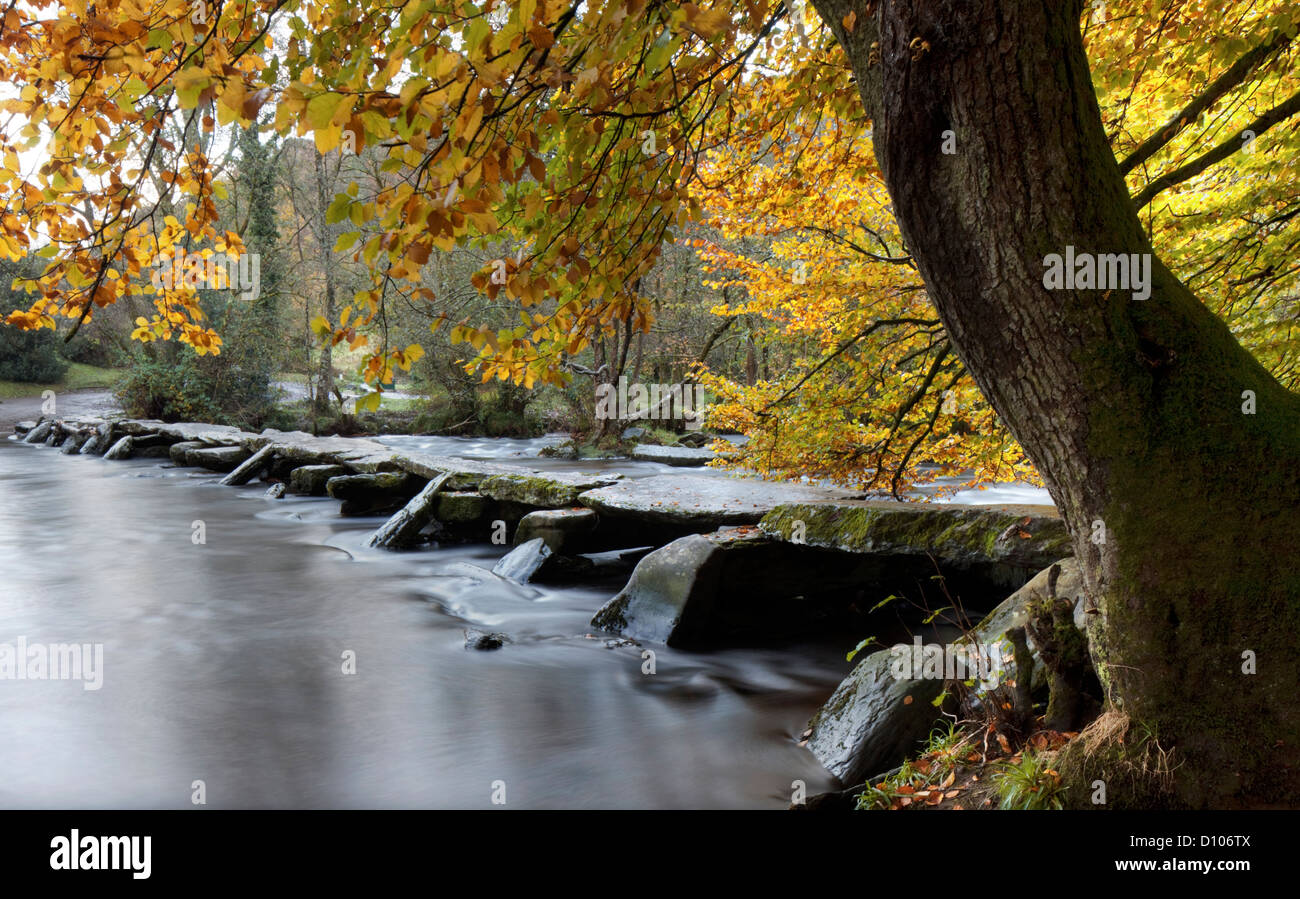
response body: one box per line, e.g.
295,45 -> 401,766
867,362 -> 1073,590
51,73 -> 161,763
0,363 -> 123,400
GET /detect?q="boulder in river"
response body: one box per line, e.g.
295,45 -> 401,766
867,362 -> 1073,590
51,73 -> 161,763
326,471 -> 421,515
23,421 -> 53,444
464,629 -> 512,651
103,435 -> 135,460
590,528 -> 882,646
289,464 -> 349,495
168,441 -> 206,465
514,508 -> 599,553
186,445 -> 251,473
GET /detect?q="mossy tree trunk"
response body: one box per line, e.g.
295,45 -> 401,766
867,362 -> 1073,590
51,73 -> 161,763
812,0 -> 1300,805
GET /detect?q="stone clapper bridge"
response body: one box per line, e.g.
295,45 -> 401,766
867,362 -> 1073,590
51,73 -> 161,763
12,415 -> 1077,800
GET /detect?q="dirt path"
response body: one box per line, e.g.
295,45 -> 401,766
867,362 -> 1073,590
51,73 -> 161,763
0,388 -> 119,433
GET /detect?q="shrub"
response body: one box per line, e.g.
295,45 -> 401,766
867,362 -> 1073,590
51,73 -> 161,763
114,357 -> 220,422
0,260 -> 69,383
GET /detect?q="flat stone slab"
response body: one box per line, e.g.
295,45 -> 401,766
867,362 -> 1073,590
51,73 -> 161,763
116,420 -> 258,444
480,471 -> 620,508
630,444 -> 716,467
578,474 -> 861,529
759,500 -> 1069,575
245,430 -> 397,467
390,451 -> 525,491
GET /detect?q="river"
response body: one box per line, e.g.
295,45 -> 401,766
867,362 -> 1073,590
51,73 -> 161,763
0,428 -> 1050,809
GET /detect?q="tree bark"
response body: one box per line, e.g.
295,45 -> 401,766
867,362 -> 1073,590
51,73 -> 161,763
812,0 -> 1300,805
312,150 -> 338,417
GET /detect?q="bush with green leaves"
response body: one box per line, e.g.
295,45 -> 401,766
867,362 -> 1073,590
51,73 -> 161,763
0,259 -> 69,383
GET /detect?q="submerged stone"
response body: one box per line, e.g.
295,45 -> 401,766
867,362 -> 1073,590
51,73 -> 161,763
491,537 -> 554,583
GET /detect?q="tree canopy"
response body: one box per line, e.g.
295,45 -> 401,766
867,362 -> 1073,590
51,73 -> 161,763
1,0 -> 1297,491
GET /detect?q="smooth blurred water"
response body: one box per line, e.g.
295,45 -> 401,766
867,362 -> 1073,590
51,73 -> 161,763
0,438 -> 847,809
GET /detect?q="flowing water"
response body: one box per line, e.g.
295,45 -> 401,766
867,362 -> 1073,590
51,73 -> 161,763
0,431 -> 1051,809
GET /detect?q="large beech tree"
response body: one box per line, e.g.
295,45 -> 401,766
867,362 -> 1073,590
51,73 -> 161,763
811,0 -> 1300,806
2,0 -> 1297,805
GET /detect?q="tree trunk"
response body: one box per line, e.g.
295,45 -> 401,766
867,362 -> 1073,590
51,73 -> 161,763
312,150 -> 337,417
813,0 -> 1300,805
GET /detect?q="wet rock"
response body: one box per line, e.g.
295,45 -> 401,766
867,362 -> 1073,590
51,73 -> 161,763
479,471 -> 620,509
220,444 -> 276,486
288,464 -> 349,495
491,537 -> 554,583
23,421 -> 53,444
514,508 -> 599,553
630,443 -> 715,467
88,421 -> 114,455
676,431 -> 711,448
326,471 -> 420,515
367,472 -> 453,548
59,433 -> 88,454
14,420 -> 36,437
78,434 -> 101,455
804,648 -> 948,787
103,435 -> 135,460
186,445 -> 251,473
168,441 -> 206,465
578,474 -> 858,531
464,629 -> 512,651
264,483 -> 286,499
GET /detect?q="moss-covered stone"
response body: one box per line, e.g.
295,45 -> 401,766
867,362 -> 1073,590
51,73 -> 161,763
435,491 -> 490,522
480,472 -> 617,508
289,464 -> 349,496
760,501 -> 1069,583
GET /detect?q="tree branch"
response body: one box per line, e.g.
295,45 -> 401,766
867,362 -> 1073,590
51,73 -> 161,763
1131,88 -> 1300,209
1119,29 -> 1293,176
